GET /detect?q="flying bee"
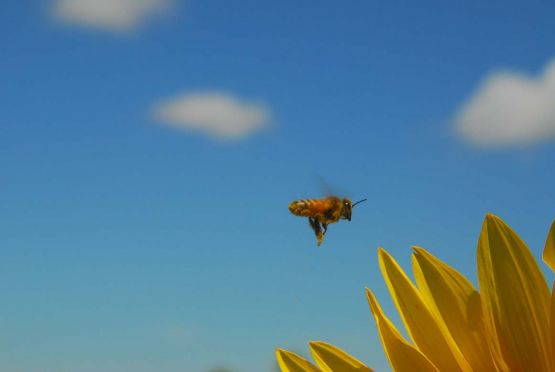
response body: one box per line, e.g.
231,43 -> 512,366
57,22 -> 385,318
288,196 -> 367,246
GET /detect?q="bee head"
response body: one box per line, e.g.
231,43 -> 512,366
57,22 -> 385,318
341,198 -> 367,221
341,198 -> 353,221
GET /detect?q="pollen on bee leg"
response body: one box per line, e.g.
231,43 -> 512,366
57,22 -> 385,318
316,231 -> 324,246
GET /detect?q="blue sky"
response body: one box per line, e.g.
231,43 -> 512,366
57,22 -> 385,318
1,1 -> 555,371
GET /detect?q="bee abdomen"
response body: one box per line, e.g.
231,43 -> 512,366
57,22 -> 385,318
288,199 -> 316,216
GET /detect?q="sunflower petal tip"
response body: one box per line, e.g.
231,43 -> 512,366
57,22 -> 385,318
485,213 -> 502,223
411,246 -> 424,254
478,213 -> 552,371
378,247 -> 389,260
365,289 -> 377,309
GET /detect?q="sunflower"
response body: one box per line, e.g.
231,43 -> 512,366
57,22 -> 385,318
276,214 -> 555,371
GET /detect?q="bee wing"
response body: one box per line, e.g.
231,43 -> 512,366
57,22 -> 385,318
314,174 -> 349,198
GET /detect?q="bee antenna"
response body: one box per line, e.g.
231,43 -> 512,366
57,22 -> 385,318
352,198 -> 367,208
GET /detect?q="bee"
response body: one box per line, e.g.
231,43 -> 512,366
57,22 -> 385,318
289,196 -> 367,246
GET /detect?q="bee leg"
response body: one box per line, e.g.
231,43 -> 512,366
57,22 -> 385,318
308,217 -> 324,246
322,223 -> 328,235
309,217 -> 322,236
308,217 -> 318,232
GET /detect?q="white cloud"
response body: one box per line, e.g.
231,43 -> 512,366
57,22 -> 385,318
454,59 -> 555,147
51,0 -> 172,32
152,92 -> 271,140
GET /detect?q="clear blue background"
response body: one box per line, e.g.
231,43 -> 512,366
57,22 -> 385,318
1,1 -> 554,371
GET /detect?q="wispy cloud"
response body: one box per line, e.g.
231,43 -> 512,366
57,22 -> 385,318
51,0 -> 172,32
152,92 -> 271,141
454,58 -> 555,147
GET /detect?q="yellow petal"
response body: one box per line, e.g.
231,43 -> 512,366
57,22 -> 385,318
550,283 -> 555,370
542,220 -> 555,271
276,348 -> 321,372
309,341 -> 373,372
378,248 -> 470,371
366,288 -> 438,372
412,246 -> 498,371
477,214 -> 551,371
